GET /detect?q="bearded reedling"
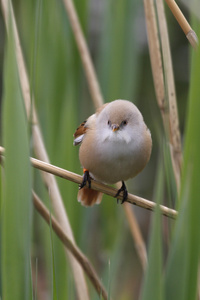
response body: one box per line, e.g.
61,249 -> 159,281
74,100 -> 152,206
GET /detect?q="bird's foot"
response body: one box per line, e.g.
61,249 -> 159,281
79,169 -> 91,189
115,181 -> 128,204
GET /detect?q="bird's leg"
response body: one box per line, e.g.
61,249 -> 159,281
115,181 -> 128,204
79,169 -> 91,189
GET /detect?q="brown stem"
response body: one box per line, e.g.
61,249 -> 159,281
32,191 -> 108,300
0,146 -> 178,219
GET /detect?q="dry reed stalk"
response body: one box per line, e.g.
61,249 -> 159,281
143,0 -> 168,128
0,146 -> 178,219
32,191 -> 108,300
143,0 -> 182,191
62,0 -> 103,109
116,181 -> 148,271
156,0 -> 183,191
62,0 -> 148,270
123,203 -> 147,270
0,153 -> 108,299
165,0 -> 198,49
0,1 -> 89,299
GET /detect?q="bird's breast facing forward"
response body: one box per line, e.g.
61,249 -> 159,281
79,119 -> 152,184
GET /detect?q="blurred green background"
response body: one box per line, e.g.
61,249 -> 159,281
0,0 -> 200,299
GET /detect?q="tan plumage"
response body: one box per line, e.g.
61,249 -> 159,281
74,99 -> 152,206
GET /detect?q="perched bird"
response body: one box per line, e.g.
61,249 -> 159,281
73,99 -> 152,206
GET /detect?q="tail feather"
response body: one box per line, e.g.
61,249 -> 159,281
78,187 -> 103,206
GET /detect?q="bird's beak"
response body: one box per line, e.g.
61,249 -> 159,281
111,124 -> 119,132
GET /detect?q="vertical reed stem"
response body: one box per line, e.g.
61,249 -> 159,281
1,1 -> 89,299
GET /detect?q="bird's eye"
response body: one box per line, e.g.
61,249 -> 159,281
107,120 -> 111,126
122,120 -> 127,126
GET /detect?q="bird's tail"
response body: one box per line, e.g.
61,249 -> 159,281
77,187 -> 103,206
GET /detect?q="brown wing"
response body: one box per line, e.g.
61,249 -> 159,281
73,103 -> 109,146
73,120 -> 88,146
74,120 -> 87,139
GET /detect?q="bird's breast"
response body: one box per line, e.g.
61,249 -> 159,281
79,128 -> 151,184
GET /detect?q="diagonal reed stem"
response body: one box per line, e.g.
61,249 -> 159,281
62,0 -> 103,109
0,146 -> 178,219
32,191 -> 108,300
165,0 -> 198,49
62,0 -> 148,270
0,152 -> 109,299
123,203 -> 148,269
0,1 -> 89,299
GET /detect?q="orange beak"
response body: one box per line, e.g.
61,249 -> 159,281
111,124 -> 119,132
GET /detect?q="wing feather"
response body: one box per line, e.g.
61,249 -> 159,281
73,120 -> 87,146
73,103 -> 109,146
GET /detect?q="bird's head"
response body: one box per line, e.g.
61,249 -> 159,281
96,100 -> 144,144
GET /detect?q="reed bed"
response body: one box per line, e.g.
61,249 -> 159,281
0,0 -> 200,299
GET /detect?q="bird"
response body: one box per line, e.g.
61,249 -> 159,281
73,99 -> 152,206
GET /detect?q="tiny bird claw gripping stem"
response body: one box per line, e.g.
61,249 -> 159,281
115,181 -> 128,204
79,170 -> 91,189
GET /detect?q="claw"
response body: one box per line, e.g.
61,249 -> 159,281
79,169 -> 91,189
115,181 -> 128,204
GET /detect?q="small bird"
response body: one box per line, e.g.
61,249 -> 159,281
73,99 -> 152,206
